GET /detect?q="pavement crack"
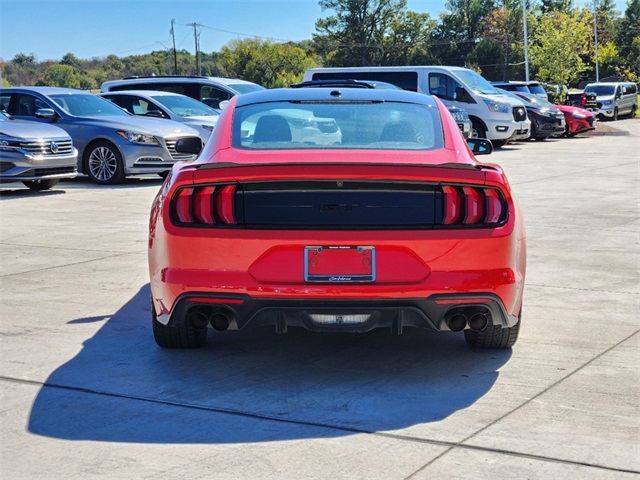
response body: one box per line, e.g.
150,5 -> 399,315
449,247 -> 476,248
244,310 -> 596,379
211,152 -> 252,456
2,372 -> 638,477
404,329 -> 640,479
0,251 -> 144,278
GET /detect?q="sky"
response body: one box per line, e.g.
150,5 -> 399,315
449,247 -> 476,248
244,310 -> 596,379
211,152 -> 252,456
0,0 -> 448,62
0,0 -> 629,62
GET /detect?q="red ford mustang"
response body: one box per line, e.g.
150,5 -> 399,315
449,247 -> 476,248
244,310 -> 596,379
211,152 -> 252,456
148,86 -> 526,349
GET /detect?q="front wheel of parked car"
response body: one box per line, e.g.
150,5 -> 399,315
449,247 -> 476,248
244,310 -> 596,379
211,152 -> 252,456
464,315 -> 521,349
470,121 -> 486,139
85,141 -> 125,185
152,300 -> 207,349
22,179 -> 59,191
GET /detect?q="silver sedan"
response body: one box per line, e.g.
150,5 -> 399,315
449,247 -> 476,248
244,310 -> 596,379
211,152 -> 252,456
0,87 -> 202,184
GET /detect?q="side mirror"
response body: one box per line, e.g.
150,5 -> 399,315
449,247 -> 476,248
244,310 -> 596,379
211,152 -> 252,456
466,138 -> 493,155
218,100 -> 230,110
146,109 -> 164,118
35,108 -> 58,119
615,92 -> 622,99
175,137 -> 203,155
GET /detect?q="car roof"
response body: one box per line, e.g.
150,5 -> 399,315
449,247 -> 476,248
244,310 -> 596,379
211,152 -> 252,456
234,87 -> 438,108
100,90 -> 186,98
106,76 -> 257,86
491,81 -> 542,86
1,86 -> 89,95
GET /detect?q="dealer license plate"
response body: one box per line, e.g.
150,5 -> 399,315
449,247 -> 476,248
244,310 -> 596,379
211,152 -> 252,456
304,246 -> 375,283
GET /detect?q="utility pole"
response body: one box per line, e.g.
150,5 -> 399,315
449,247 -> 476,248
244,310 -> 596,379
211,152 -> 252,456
189,22 -> 202,76
594,2 -> 600,82
523,0 -> 530,82
170,19 -> 178,76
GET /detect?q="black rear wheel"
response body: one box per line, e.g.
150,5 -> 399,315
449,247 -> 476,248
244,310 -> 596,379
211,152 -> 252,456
152,299 -> 207,349
464,314 -> 521,349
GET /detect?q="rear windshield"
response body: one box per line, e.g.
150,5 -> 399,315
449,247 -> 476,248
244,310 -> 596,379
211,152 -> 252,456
232,101 -> 443,151
227,83 -> 266,94
528,84 -> 547,95
584,85 -> 615,96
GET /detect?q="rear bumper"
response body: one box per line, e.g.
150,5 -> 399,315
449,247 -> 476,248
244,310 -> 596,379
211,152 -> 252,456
156,291 -> 520,333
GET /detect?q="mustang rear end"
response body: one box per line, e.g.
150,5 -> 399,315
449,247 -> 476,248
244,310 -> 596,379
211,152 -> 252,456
148,87 -> 526,350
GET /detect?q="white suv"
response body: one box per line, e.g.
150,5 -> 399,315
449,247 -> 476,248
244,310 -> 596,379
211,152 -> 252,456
101,76 -> 265,110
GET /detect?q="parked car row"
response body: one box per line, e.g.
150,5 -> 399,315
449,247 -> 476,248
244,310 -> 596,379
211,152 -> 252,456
1,72 -> 636,190
0,76 -> 265,187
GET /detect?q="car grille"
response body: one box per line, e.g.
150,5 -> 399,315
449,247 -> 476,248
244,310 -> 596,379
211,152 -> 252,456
170,181 -> 508,229
316,121 -> 339,134
512,107 -> 527,122
166,139 -> 198,161
20,139 -> 74,156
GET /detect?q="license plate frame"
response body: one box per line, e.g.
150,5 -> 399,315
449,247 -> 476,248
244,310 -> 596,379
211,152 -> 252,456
304,246 -> 375,283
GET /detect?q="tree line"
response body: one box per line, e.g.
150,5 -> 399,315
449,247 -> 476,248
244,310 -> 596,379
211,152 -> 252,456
2,0 -> 639,91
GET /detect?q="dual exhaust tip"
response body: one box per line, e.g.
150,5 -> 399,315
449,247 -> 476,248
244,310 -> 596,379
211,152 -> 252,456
446,311 -> 489,332
187,309 -> 233,331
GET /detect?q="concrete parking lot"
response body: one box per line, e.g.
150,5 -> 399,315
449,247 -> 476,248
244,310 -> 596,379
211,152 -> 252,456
1,119 -> 638,479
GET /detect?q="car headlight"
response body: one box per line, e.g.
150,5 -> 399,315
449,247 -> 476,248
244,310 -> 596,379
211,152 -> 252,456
601,100 -> 612,106
0,136 -> 21,150
483,99 -> 510,113
116,130 -> 160,145
572,112 -> 587,118
201,124 -> 214,132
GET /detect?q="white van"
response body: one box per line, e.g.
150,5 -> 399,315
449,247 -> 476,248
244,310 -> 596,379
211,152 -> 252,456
583,82 -> 638,120
303,66 -> 530,145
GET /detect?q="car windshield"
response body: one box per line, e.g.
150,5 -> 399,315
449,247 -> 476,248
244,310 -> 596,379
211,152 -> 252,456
233,100 -> 443,151
227,83 -> 266,94
455,70 -> 499,95
50,93 -> 130,117
584,85 -> 615,96
151,95 -> 219,117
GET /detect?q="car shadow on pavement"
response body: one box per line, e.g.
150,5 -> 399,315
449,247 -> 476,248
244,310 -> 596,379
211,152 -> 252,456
28,284 -> 512,444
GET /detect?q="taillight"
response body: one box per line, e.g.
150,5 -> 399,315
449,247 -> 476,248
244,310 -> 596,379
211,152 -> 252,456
581,94 -> 587,106
441,185 -> 506,226
172,184 -> 237,226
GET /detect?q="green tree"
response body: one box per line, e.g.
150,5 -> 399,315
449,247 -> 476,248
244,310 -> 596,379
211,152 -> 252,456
616,0 -> 640,75
60,52 -> 82,67
314,0 -> 408,66
40,64 -> 81,88
529,9 -> 591,86
218,39 -> 317,87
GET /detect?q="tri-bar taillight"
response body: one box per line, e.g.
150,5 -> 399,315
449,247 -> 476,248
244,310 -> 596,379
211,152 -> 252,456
171,182 -> 507,228
173,184 -> 237,225
441,185 -> 506,226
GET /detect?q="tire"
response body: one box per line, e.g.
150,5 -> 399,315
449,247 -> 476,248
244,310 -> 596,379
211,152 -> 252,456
152,299 -> 207,349
630,105 -> 637,118
470,120 -> 486,139
612,107 -> 618,121
464,314 -> 521,349
84,141 -> 125,185
22,179 -> 59,190
491,139 -> 506,148
157,171 -> 169,179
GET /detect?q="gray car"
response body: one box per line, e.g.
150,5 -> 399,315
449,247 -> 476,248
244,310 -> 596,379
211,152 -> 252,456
0,110 -> 77,190
0,87 -> 202,185
99,90 -> 219,140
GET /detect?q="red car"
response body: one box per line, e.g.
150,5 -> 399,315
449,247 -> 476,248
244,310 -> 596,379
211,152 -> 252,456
513,92 -> 596,136
149,87 -> 526,350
